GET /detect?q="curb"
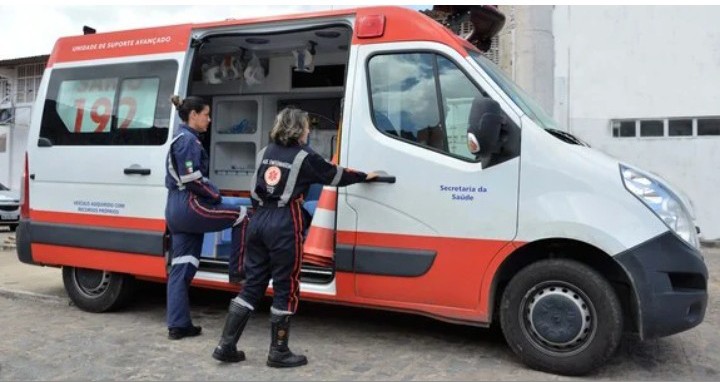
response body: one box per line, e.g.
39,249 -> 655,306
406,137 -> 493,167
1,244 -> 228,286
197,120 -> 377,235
0,287 -> 66,304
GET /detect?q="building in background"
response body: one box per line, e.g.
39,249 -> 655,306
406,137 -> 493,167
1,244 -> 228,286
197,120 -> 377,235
493,6 -> 720,241
0,55 -> 48,191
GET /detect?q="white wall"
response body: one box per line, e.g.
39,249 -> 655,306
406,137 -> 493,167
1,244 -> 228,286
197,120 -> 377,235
553,6 -> 720,239
10,105 -> 31,191
498,5 -> 555,114
0,105 -> 32,191
0,125 -> 9,187
0,103 -> 32,192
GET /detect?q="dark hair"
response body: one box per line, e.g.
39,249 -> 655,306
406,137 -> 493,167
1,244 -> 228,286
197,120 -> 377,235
170,95 -> 208,122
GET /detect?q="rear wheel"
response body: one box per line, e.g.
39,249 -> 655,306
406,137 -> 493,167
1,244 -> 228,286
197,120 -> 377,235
9,224 -> 17,232
62,267 -> 135,312
500,259 -> 623,375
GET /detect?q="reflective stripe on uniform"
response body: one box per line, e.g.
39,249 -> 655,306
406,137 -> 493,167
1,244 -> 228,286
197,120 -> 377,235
330,166 -> 344,187
250,147 -> 268,206
171,255 -> 199,268
180,170 -> 203,183
233,206 -> 248,226
233,296 -> 255,311
167,133 -> 186,190
270,306 -> 294,316
278,150 -> 309,207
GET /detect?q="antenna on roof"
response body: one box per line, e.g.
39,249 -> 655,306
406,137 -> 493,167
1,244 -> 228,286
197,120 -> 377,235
83,26 -> 96,35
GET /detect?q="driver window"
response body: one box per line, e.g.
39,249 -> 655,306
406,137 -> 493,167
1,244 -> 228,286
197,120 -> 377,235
368,53 -> 441,147
368,52 -> 485,161
437,56 -> 485,160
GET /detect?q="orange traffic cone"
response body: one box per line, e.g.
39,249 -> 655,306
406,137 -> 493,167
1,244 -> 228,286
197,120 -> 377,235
302,186 -> 337,268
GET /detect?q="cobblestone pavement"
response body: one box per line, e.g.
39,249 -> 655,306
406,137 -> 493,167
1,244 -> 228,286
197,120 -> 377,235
1,228 -> 719,380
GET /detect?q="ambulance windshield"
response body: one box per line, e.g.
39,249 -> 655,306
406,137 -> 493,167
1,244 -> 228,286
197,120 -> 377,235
469,51 -> 559,131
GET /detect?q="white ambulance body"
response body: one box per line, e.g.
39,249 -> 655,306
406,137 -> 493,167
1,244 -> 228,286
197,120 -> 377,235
17,6 -> 707,375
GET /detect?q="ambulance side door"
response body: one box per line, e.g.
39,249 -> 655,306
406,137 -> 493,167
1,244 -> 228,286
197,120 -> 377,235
341,42 -> 521,310
29,46 -> 187,262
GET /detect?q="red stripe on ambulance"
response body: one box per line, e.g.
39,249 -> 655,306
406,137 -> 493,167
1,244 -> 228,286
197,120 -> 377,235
47,24 -> 192,67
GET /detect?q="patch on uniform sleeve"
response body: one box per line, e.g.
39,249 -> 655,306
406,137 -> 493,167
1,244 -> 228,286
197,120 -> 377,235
264,166 -> 282,186
185,160 -> 194,174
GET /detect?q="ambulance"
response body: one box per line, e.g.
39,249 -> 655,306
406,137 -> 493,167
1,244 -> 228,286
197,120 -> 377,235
16,6 -> 707,375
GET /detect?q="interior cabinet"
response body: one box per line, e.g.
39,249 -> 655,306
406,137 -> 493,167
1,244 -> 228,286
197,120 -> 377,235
210,96 -> 262,191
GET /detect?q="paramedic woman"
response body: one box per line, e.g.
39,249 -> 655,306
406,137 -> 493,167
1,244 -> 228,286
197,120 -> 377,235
165,95 -> 248,340
212,107 -> 378,367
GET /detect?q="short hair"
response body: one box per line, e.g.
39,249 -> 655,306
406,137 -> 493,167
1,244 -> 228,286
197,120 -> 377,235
270,107 -> 308,146
170,95 -> 208,122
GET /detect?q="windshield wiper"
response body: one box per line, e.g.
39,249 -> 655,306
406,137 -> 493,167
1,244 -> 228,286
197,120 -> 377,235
545,128 -> 590,147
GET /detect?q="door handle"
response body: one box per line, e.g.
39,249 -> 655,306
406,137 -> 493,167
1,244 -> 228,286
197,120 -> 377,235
365,170 -> 396,184
367,175 -> 396,184
124,167 -> 151,176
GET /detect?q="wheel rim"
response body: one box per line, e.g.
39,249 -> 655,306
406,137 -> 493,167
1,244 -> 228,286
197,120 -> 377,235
519,281 -> 597,356
72,268 -> 111,298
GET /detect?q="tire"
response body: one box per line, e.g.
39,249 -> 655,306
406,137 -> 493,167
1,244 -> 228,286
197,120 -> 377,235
62,267 -> 135,313
9,224 -> 17,232
499,259 -> 623,376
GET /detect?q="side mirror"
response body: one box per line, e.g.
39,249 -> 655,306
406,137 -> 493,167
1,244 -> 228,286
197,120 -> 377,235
467,97 -> 505,158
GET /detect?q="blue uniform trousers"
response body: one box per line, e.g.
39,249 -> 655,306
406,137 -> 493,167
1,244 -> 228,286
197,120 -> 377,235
165,190 -> 245,329
237,200 -> 307,315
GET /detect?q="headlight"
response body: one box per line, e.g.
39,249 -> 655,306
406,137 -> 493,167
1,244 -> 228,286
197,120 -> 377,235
620,164 -> 699,248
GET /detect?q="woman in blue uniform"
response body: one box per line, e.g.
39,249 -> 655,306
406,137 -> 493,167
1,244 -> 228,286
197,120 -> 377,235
165,96 -> 248,340
212,107 -> 378,367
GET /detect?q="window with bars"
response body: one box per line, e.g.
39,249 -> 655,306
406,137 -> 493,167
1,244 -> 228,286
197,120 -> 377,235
0,76 -> 10,103
698,118 -> 720,136
16,62 -> 45,104
639,120 -> 663,137
612,117 -> 720,138
482,35 -> 501,65
611,120 -> 637,137
669,119 -> 692,136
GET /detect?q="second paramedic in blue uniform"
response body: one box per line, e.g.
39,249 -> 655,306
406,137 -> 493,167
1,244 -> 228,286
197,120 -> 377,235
212,107 -> 378,367
165,95 -> 249,340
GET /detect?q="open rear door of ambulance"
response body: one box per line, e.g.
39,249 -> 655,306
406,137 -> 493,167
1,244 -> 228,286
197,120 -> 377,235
27,25 -> 192,280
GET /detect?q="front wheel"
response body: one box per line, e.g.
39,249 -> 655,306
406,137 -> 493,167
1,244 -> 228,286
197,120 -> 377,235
500,259 -> 623,375
62,267 -> 135,312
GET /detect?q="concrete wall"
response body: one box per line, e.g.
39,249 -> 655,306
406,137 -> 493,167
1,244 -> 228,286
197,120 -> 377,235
0,125 -> 9,187
0,105 -> 31,191
0,58 -> 46,192
9,105 -> 31,191
498,5 -> 555,115
552,6 -> 720,239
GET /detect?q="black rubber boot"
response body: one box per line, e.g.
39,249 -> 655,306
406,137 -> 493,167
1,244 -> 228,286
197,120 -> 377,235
266,314 -> 308,368
212,300 -> 251,363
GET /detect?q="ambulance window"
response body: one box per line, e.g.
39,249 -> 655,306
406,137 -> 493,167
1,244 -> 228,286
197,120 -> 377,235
368,53 -> 442,149
368,53 -> 483,161
40,60 -> 177,146
436,56 -> 485,161
117,78 -> 161,129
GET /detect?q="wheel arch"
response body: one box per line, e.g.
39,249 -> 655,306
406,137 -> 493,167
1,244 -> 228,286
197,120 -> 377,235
487,238 -> 639,334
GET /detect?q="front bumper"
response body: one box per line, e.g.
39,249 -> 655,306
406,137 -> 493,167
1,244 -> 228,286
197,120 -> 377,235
616,231 -> 708,339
